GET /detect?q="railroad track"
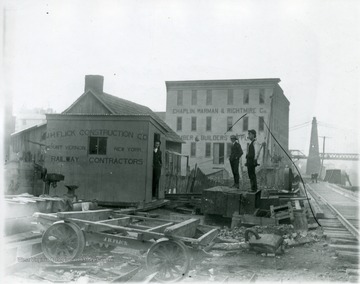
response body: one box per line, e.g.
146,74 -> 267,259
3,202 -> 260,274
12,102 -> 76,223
306,182 -> 359,264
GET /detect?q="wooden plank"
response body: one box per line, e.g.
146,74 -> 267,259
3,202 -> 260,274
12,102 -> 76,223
33,212 -> 58,221
241,214 -> 278,226
294,200 -> 302,210
97,217 -> 131,226
323,227 -> 349,232
278,197 -> 309,201
5,231 -> 42,244
85,231 -> 153,251
5,238 -> 42,250
307,191 -> 325,219
324,233 -> 356,240
329,244 -> 360,252
114,213 -> 182,224
330,238 -> 359,245
197,228 -> 219,245
57,209 -> 113,221
128,224 -> 152,230
146,222 -> 174,232
64,217 -> 164,239
164,218 -> 200,238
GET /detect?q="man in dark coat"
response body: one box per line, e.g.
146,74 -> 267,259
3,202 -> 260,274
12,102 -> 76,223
152,141 -> 162,199
246,129 -> 259,191
229,135 -> 243,188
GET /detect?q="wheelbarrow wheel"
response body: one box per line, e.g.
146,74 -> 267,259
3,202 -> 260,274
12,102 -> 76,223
42,222 -> 85,263
146,239 -> 190,283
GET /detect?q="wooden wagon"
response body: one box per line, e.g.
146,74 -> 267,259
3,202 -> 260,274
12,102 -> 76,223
34,209 -> 219,282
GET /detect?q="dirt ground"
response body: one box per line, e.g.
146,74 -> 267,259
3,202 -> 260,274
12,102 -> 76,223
4,226 -> 358,284
3,207 -> 359,283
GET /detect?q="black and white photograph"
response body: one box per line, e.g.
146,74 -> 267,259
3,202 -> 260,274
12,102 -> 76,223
1,0 -> 359,283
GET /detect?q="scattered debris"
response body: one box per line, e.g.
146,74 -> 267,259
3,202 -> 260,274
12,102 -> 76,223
212,242 -> 250,251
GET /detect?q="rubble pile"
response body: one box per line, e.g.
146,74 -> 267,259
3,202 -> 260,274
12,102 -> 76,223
218,226 -> 247,242
282,229 -> 325,247
218,225 -> 324,248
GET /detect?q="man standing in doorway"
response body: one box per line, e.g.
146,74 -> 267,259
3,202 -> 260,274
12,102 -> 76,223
246,129 -> 260,192
229,135 -> 243,189
152,141 -> 162,199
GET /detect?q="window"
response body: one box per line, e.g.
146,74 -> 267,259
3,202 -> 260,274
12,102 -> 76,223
206,90 -> 212,105
190,142 -> 196,157
191,90 -> 197,105
227,117 -> 233,132
227,89 -> 234,105
206,116 -> 212,131
89,137 -> 107,155
205,143 -> 211,157
177,117 -> 182,131
259,89 -> 265,104
191,117 -> 197,131
226,143 -> 233,158
259,116 -> 265,132
177,90 -> 183,106
243,116 -> 249,132
213,143 -> 224,164
244,89 -> 249,104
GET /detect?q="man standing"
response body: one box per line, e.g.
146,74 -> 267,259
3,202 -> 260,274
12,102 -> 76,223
229,135 -> 243,188
246,129 -> 260,191
152,141 -> 162,199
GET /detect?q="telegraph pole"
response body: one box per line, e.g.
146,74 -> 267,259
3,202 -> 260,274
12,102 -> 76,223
319,136 -> 331,179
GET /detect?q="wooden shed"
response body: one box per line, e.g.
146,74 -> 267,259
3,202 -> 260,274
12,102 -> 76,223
9,75 -> 183,206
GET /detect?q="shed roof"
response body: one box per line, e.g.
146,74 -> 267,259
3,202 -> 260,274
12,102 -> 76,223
63,91 -> 183,143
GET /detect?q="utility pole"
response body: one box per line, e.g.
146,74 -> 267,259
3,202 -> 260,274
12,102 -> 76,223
319,136 -> 331,179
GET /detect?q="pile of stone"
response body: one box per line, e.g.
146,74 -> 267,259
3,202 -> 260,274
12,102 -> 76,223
217,224 -> 324,248
282,229 -> 324,247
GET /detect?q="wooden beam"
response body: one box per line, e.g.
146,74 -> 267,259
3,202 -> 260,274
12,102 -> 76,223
63,217 -> 165,239
294,200 -> 302,210
127,224 -> 152,230
146,222 -> 174,232
97,217 -> 131,226
197,228 -> 219,245
164,218 -> 200,238
57,209 -> 113,221
114,213 -> 182,224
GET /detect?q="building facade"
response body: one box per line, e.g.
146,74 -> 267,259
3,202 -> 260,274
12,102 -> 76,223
165,79 -> 290,176
14,107 -> 55,132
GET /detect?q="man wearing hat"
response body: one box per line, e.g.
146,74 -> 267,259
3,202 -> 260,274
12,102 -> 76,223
229,135 -> 243,188
246,129 -> 260,191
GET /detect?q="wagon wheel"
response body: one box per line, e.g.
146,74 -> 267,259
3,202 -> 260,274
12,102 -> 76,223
42,222 -> 85,263
146,240 -> 190,282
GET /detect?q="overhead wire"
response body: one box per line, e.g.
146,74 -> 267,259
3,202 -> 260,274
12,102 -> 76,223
262,119 -> 322,227
289,121 -> 311,129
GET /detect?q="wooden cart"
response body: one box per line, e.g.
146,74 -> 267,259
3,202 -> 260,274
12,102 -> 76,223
34,209 -> 219,282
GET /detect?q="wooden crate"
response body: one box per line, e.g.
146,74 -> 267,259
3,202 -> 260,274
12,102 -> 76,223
270,202 -> 294,222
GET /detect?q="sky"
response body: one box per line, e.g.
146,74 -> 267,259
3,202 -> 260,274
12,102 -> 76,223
2,0 -> 360,154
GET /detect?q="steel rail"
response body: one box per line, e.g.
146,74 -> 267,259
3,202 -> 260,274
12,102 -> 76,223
306,184 -> 359,241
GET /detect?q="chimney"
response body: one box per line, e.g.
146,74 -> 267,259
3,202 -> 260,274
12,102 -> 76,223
84,75 -> 104,94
